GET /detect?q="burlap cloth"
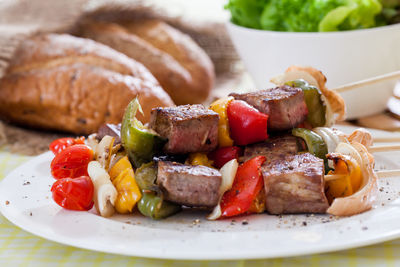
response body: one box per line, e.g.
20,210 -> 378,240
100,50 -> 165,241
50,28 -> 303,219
0,0 -> 246,155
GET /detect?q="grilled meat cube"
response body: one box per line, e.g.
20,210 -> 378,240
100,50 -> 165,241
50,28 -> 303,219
97,123 -> 121,143
229,85 -> 308,131
243,135 -> 305,162
262,153 -> 329,214
149,104 -> 219,154
157,161 -> 222,207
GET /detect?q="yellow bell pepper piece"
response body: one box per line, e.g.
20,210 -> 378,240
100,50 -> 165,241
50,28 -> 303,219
248,187 -> 266,214
186,153 -> 214,168
109,156 -> 142,214
209,97 -> 234,147
325,154 -> 362,203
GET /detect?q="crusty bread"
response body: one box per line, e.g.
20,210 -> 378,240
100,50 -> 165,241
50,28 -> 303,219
78,20 -> 215,105
0,34 -> 174,134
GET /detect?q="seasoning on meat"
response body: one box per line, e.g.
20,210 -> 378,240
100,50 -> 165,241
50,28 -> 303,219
157,161 -> 222,207
262,153 -> 329,214
229,85 -> 308,131
243,135 -> 305,162
149,104 -> 219,154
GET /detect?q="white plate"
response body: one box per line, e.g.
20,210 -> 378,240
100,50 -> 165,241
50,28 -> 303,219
1,126 -> 400,260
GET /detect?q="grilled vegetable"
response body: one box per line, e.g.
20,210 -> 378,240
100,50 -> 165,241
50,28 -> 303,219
87,161 -> 117,217
109,156 -> 142,214
207,159 -> 239,220
121,98 -> 166,168
135,162 -> 182,219
292,128 -> 329,171
219,156 -> 266,218
325,153 -> 362,203
49,137 -> 85,155
137,192 -> 182,220
135,162 -> 158,191
227,100 -> 269,146
286,79 -> 326,127
50,145 -> 94,179
208,146 -> 242,169
51,176 -> 94,211
209,96 -> 234,147
186,153 -> 214,168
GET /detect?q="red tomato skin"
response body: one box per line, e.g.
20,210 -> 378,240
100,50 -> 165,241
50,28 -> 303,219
220,156 -> 266,218
50,145 -> 94,179
227,100 -> 269,146
49,137 -> 85,155
51,176 -> 94,211
208,146 -> 242,169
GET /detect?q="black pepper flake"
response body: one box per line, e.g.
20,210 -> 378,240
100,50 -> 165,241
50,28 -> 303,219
23,181 -> 30,186
5,200 -> 10,205
362,226 -> 368,231
242,220 -> 248,225
302,221 -> 307,226
235,190 -> 240,195
29,212 -> 32,216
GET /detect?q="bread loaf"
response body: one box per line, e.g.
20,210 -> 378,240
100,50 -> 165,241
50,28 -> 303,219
0,34 -> 174,134
78,20 -> 215,105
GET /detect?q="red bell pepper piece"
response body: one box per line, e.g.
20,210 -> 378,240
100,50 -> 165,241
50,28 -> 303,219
227,100 -> 269,146
208,146 -> 242,169
220,156 -> 266,218
49,137 -> 85,155
50,145 -> 94,179
51,175 -> 94,211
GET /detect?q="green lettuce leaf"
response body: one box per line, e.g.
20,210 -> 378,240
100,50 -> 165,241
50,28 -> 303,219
225,0 -> 269,29
226,0 -> 386,32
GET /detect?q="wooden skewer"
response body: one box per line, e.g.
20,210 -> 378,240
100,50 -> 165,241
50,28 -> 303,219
373,136 -> 400,143
368,144 -> 400,153
325,169 -> 400,181
375,170 -> 400,178
333,70 -> 400,93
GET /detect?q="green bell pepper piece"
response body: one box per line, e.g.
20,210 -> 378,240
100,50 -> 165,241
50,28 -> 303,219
121,98 -> 166,168
135,162 -> 158,191
286,79 -> 326,127
138,192 -> 182,220
292,128 -> 329,172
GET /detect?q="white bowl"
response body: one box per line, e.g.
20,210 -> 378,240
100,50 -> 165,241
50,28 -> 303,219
226,22 -> 400,119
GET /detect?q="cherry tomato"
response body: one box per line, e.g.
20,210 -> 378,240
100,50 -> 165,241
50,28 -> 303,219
50,145 -> 94,179
49,137 -> 85,155
51,176 -> 94,211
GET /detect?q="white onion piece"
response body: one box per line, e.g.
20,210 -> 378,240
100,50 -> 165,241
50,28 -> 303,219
348,128 -> 374,148
327,142 -> 377,216
88,161 -> 117,217
86,134 -> 99,151
334,142 -> 363,171
313,127 -> 337,154
320,95 -> 335,127
95,135 -> 115,170
207,159 -> 239,220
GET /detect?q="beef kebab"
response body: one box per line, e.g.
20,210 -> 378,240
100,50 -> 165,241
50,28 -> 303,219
48,66 -> 387,220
